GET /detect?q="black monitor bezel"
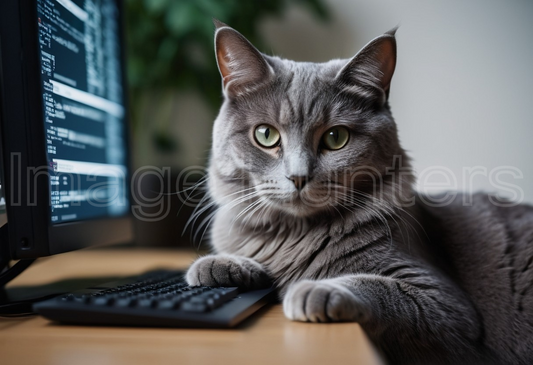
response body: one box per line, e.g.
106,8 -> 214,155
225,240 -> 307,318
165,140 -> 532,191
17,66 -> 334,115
0,0 -> 133,260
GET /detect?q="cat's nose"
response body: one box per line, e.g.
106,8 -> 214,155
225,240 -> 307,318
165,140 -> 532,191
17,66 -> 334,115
288,175 -> 308,191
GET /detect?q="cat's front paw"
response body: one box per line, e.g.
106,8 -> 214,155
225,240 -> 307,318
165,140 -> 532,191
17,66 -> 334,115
283,280 -> 367,323
186,254 -> 271,290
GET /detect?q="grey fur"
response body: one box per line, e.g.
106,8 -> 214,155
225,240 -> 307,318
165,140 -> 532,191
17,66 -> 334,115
186,23 -> 533,364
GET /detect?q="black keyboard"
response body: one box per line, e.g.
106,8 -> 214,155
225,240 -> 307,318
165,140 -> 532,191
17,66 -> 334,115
34,269 -> 276,328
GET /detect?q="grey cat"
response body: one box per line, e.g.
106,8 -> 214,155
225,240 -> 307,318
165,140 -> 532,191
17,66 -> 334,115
186,21 -> 533,364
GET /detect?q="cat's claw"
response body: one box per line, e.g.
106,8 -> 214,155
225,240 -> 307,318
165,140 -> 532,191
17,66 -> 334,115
283,280 -> 367,323
186,254 -> 271,290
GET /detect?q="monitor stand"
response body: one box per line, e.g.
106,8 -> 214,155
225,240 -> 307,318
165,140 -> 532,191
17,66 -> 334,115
0,225 -> 34,287
0,225 -> 56,316
0,224 -> 123,316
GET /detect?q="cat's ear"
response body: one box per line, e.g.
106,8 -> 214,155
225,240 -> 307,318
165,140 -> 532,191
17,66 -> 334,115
336,28 -> 397,105
214,20 -> 273,97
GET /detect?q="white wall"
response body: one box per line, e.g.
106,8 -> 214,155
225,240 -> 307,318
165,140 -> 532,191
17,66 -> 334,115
261,0 -> 533,203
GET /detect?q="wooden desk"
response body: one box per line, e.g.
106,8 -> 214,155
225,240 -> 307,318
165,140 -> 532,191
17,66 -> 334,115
0,248 -> 384,365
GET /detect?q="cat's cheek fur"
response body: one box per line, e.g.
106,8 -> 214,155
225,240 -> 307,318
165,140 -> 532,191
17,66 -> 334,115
283,279 -> 368,323
186,254 -> 271,290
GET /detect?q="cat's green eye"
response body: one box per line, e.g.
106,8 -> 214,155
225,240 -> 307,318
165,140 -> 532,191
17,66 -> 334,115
322,126 -> 349,150
254,124 -> 280,148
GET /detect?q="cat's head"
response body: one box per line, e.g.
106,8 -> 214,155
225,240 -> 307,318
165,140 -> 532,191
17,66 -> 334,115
208,21 -> 412,221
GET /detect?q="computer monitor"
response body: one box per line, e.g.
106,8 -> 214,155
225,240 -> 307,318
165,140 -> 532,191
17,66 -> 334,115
0,0 -> 133,263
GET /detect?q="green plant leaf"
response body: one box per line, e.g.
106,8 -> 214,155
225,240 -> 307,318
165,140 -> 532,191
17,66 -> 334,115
165,2 -> 197,36
143,0 -> 171,15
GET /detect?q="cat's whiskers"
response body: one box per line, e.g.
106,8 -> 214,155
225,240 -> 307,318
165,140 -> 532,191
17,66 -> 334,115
334,190 -> 393,246
194,209 -> 219,249
185,186 -> 256,235
190,178 -> 287,246
345,188 -> 405,247
378,181 -> 431,243
187,185 -> 262,247
253,199 -> 275,233
328,201 -> 346,224
194,190 -> 263,248
176,175 -> 210,219
334,192 -> 386,234
229,197 -> 265,234
196,189 -> 263,248
346,186 -> 425,250
242,197 -> 270,231
183,188 -> 213,225
326,182 -> 391,235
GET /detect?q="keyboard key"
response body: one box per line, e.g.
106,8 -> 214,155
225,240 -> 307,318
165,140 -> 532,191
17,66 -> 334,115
136,299 -> 153,308
205,298 -> 216,311
180,302 -> 207,312
155,300 -> 174,310
114,298 -> 132,307
61,294 -> 75,301
91,297 -> 109,306
189,297 -> 207,304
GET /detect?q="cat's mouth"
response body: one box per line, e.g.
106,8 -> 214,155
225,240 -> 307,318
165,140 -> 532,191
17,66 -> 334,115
261,189 -> 330,217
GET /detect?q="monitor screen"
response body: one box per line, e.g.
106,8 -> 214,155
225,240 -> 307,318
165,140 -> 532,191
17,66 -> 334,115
36,0 -> 128,224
